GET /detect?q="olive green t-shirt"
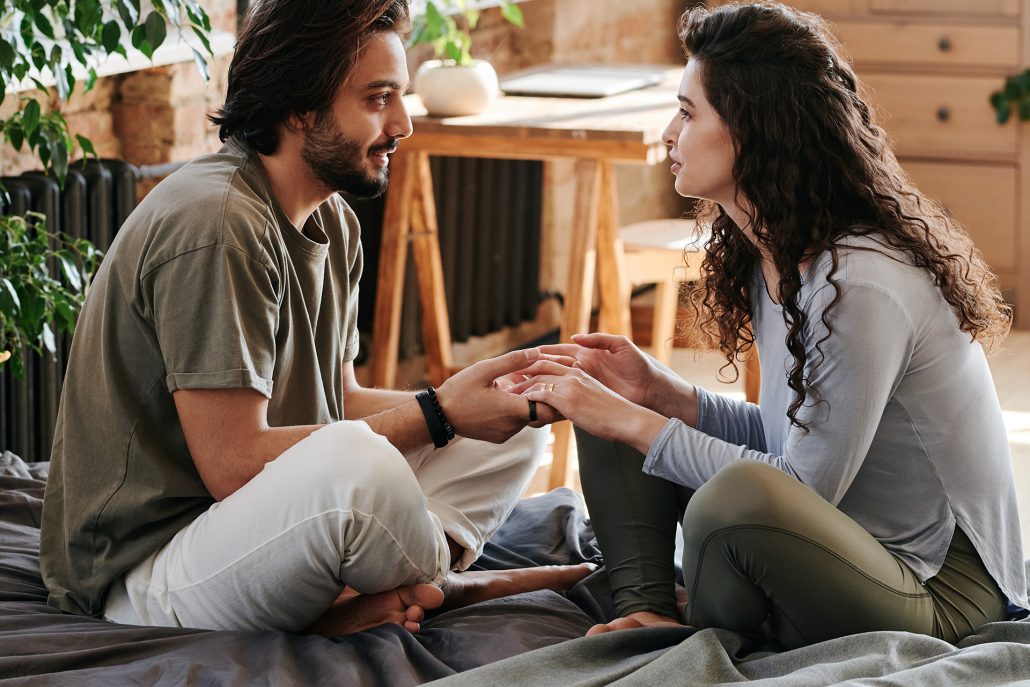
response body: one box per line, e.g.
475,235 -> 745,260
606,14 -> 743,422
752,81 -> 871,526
39,138 -> 363,616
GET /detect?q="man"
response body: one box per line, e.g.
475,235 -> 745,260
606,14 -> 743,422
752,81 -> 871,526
40,0 -> 589,636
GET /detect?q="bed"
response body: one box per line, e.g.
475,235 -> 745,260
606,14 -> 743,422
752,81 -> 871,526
1,449 -> 1028,686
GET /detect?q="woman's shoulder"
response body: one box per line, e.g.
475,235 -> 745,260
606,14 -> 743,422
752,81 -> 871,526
802,234 -> 938,317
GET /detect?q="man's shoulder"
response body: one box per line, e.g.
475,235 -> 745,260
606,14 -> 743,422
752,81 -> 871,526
128,145 -> 283,271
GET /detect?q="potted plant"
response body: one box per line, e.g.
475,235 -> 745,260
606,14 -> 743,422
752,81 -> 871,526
0,1 -> 214,375
408,0 -> 524,117
0,212 -> 102,376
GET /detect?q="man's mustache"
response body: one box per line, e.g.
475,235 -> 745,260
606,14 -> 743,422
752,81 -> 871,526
370,140 -> 400,155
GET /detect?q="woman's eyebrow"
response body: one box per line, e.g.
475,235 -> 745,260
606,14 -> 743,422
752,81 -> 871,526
678,95 -> 695,108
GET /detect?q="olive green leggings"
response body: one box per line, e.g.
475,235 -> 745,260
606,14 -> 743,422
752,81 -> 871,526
575,429 -> 1008,649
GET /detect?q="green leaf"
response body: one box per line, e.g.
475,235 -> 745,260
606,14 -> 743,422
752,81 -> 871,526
144,11 -> 167,52
85,66 -> 97,92
8,124 -> 25,152
500,2 -> 525,28
58,253 -> 82,290
41,322 -> 56,355
190,47 -> 209,81
185,1 -> 211,32
22,100 -> 41,137
0,278 -> 21,312
191,25 -> 212,57
0,40 -> 15,70
75,133 -> 96,158
1020,98 -> 1030,122
116,0 -> 138,28
444,41 -> 463,63
131,24 -> 153,58
102,20 -> 121,53
426,2 -> 446,35
35,10 -> 56,39
990,91 -> 1005,109
1004,79 -> 1022,100
996,100 -> 1012,124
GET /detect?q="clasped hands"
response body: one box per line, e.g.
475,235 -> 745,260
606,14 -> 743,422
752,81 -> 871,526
435,333 -> 672,452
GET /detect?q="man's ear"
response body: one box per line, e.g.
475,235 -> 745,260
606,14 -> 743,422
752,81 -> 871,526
285,111 -> 313,133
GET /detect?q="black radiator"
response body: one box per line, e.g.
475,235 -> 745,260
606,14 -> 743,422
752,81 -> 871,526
0,156 -> 544,459
0,160 -> 140,462
351,156 -> 544,363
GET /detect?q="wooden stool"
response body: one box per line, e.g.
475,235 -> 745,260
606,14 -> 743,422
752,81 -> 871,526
619,218 -> 760,402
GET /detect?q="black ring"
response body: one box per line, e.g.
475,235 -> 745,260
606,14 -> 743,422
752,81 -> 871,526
528,399 -> 538,423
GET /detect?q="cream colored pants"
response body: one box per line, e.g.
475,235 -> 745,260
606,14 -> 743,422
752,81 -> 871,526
103,421 -> 546,632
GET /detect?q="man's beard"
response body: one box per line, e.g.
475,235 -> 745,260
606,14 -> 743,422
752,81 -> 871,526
300,110 -> 397,199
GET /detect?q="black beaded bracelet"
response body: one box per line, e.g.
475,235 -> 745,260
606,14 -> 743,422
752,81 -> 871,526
416,386 -> 455,448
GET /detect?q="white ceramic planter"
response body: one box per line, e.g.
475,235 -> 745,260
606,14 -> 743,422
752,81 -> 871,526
414,59 -> 499,118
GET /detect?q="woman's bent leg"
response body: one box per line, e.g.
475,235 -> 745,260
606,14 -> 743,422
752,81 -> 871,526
682,460 -> 1005,649
575,427 -> 694,619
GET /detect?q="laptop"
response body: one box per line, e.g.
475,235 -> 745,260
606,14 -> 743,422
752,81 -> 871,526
499,64 -> 666,99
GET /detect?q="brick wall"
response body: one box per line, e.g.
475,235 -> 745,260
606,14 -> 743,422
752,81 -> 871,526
0,1 -> 236,194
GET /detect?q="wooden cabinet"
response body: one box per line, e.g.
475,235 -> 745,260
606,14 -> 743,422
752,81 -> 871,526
713,0 -> 1030,326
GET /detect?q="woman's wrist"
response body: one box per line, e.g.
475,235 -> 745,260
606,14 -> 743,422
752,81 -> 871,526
643,371 -> 698,426
621,405 -> 671,457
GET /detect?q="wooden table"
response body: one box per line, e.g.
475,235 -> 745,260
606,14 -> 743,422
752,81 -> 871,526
371,67 -> 683,489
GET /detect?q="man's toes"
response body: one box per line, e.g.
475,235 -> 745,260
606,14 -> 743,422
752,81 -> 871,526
586,622 -> 612,636
403,620 -> 421,633
405,604 -> 425,624
398,583 -> 444,611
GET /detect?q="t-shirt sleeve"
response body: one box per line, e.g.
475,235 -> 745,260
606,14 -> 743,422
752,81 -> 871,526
643,281 -> 914,504
143,243 -> 280,397
339,201 -> 364,364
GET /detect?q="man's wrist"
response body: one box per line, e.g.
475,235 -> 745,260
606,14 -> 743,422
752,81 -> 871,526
415,387 -> 455,448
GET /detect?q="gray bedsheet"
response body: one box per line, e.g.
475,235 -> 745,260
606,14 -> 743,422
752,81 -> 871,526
2,450 -> 1029,686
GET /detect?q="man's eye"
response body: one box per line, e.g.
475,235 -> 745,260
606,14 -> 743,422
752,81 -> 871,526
372,93 -> 390,105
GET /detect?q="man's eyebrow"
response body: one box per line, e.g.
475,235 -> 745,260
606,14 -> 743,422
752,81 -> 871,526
678,95 -> 695,108
364,80 -> 405,91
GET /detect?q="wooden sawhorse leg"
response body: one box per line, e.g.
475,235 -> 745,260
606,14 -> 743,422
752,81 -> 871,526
372,150 -> 455,389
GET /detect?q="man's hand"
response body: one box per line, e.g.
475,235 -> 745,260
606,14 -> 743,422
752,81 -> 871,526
515,360 -> 669,456
436,349 -> 561,443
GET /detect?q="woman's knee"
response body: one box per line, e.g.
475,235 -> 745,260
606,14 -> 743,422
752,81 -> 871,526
683,460 -> 797,538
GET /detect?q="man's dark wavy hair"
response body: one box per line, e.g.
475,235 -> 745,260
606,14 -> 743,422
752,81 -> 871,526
679,2 -> 1011,429
210,0 -> 410,155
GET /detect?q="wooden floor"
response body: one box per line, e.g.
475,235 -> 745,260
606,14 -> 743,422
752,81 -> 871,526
531,330 -> 1030,553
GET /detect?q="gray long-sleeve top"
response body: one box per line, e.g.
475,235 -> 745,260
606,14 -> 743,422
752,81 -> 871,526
642,235 -> 1029,610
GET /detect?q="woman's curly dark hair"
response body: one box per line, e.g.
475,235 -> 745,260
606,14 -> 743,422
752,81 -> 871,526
680,1 -> 1011,429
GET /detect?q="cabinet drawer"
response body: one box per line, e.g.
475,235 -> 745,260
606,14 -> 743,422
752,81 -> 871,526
871,0 -> 1018,18
862,74 -> 1017,159
902,162 -> 1017,274
834,21 -> 1019,70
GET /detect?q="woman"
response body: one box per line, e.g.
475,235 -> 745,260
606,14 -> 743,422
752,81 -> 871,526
517,1 -> 1028,649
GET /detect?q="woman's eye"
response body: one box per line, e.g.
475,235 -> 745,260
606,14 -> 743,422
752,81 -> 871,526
679,108 -> 692,120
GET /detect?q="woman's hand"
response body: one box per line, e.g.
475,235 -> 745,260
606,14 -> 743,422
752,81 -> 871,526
537,333 -> 683,416
514,360 -> 669,455
436,349 -> 564,443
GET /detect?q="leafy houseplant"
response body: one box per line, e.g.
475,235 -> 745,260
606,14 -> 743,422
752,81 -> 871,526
0,0 -> 214,375
408,0 -> 524,117
990,70 -> 1030,124
0,212 -> 102,376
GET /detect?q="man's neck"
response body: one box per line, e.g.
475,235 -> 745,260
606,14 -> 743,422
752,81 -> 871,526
258,137 -> 331,230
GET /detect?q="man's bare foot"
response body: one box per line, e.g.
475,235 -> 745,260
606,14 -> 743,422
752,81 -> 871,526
306,583 -> 445,637
439,562 -> 596,611
586,610 -> 687,637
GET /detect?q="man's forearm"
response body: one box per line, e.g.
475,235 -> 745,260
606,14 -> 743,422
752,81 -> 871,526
344,386 -> 419,419
359,399 -> 433,454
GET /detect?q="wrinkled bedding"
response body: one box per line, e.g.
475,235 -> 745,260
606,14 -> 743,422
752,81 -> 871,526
1,450 -> 1028,686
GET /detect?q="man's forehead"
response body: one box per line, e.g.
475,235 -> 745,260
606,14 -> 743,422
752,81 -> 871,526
346,32 -> 409,89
